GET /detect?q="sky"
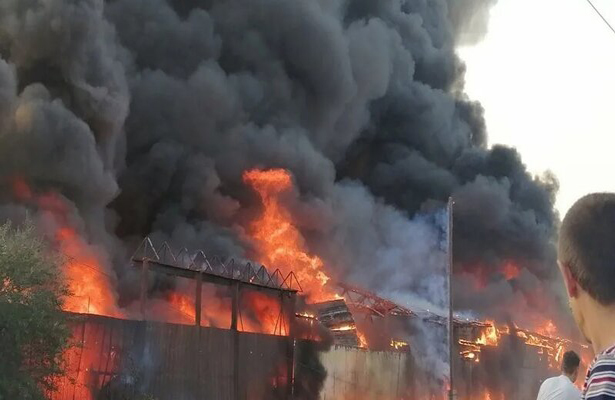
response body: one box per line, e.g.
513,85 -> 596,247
458,0 -> 615,216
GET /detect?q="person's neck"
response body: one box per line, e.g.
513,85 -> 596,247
585,300 -> 615,354
562,373 -> 575,383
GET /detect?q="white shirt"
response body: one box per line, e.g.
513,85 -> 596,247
537,375 -> 581,400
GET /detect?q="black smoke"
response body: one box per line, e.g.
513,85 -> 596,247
0,0 -> 570,372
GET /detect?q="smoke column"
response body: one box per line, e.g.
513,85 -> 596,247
0,0 -> 569,387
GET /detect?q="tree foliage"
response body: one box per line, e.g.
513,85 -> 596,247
0,220 -> 70,399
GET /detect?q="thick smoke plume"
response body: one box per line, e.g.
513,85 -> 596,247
0,0 -> 569,390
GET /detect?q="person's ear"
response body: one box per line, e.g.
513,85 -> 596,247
558,261 -> 579,298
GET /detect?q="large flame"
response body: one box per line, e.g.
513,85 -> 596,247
164,286 -> 289,336
11,177 -> 122,318
243,168 -> 336,302
56,225 -> 122,317
459,319 -> 589,374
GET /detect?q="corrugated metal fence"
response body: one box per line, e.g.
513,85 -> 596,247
51,314 -> 291,400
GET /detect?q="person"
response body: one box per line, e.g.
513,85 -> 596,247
537,350 -> 581,400
558,193 -> 615,399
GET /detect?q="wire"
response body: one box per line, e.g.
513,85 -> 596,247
62,253 -> 203,323
59,255 -> 400,393
585,0 -> 615,36
62,254 -> 116,280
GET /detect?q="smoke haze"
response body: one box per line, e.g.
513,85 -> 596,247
0,0 -> 569,361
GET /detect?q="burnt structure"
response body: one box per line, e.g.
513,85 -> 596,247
51,314 -> 297,400
131,237 -> 300,328
49,239 -> 587,400
313,300 -> 361,347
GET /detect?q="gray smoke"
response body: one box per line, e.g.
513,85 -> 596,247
0,0 -> 572,390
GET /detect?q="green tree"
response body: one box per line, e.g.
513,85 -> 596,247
0,220 -> 71,399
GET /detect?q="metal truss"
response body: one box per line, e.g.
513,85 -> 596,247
335,282 -> 415,318
131,236 -> 302,293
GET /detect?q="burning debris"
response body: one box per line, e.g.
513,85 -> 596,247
456,320 -> 587,370
242,168 -> 337,303
390,339 -> 410,351
313,300 -> 362,348
0,0 -> 580,398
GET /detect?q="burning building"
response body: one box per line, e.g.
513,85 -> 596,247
46,235 -> 589,399
0,0 -> 582,399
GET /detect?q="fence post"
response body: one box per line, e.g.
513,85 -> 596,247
232,282 -> 240,400
287,292 -> 296,399
195,272 -> 202,326
140,259 -> 149,320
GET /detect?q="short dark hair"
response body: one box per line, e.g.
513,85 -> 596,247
562,350 -> 580,374
559,193 -> 615,305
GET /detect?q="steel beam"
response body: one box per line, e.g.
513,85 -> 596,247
140,259 -> 149,320
195,272 -> 202,327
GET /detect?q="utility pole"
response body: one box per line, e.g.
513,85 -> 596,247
447,197 -> 456,400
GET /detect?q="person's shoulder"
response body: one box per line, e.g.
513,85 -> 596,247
586,352 -> 615,398
537,376 -> 556,400
538,375 -> 560,395
596,349 -> 615,362
539,375 -> 558,387
564,377 -> 581,394
592,351 -> 615,373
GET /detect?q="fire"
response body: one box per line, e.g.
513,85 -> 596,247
41,195 -> 122,318
458,317 -> 588,374
168,292 -> 196,322
243,168 -> 336,302
357,332 -> 368,348
331,324 -> 355,332
241,169 -> 378,345
59,231 -> 122,318
390,339 -> 409,351
502,261 -> 520,280
476,321 -> 499,346
10,178 -> 122,318
296,312 -> 317,320
240,290 -> 289,336
165,287 -> 290,336
536,320 -> 558,337
461,350 -> 479,362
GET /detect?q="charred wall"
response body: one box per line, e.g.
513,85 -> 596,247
51,313 -> 566,400
316,345 -> 412,400
51,313 -> 294,400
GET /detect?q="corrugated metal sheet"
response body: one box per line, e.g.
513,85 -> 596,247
314,300 -> 360,347
317,345 -> 411,400
50,314 -> 291,400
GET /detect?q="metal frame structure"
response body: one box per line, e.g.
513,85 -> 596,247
131,236 -> 301,398
334,281 -> 470,328
335,281 -> 415,318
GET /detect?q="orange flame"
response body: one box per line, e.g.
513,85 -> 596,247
476,321 -> 499,346
168,292 -> 197,322
243,168 -> 335,302
358,332 -> 368,348
331,324 -> 355,332
501,261 -> 520,280
240,290 -> 290,336
166,288 -> 290,336
390,339 -> 408,351
43,199 -> 122,317
9,179 -> 122,318
459,316 -> 590,376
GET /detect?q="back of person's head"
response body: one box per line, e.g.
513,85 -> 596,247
562,350 -> 580,375
559,193 -> 615,305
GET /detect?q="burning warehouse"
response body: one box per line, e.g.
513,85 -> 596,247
0,0 -> 584,399
46,233 -> 589,399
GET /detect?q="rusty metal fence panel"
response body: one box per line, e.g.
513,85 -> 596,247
316,345 -> 410,400
49,314 -> 291,400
